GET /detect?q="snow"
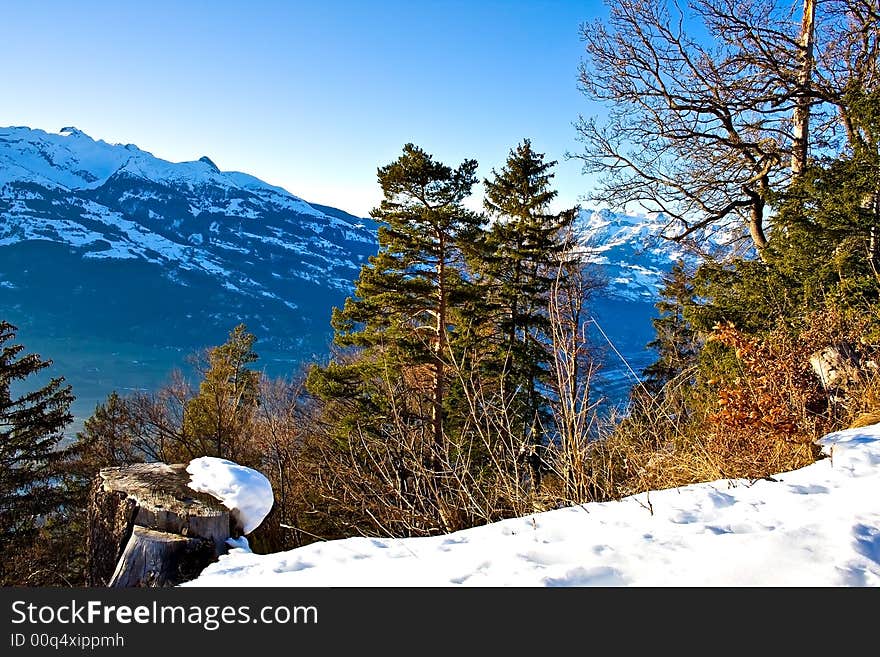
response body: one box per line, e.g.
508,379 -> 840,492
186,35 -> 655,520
0,125 -> 377,301
184,422 -> 880,587
0,125 -> 324,214
186,457 -> 274,535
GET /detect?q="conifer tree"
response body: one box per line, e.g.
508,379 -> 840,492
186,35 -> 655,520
686,88 -> 880,337
0,321 -> 74,584
776,87 -> 880,291
478,140 -> 579,472
308,144 -> 482,455
183,323 -> 259,461
642,260 -> 700,393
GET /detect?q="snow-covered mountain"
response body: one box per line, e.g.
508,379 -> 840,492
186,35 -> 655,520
576,208 -> 697,301
0,125 -> 377,304
0,126 -> 380,427
573,208 -> 704,406
0,126 -> 381,349
0,126 -> 695,425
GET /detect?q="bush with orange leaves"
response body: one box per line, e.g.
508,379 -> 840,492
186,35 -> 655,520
702,321 -> 827,478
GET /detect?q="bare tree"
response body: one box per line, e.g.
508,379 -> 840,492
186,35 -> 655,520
813,0 -> 880,148
574,0 -> 877,253
125,369 -> 194,462
251,377 -> 303,531
693,1 -> 820,177
574,0 -> 798,251
542,249 -> 605,503
684,0 -> 879,286
697,0 -> 879,161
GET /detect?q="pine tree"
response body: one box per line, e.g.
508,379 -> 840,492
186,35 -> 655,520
308,143 -> 482,455
477,140 -> 579,479
0,320 -> 74,584
183,324 -> 260,462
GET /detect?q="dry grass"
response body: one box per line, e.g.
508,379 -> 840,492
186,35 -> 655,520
848,410 -> 880,428
576,306 -> 880,503
254,301 -> 880,545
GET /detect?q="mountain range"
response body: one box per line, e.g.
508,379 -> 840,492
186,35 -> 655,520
0,126 -> 687,430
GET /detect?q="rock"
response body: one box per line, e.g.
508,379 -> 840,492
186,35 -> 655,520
810,344 -> 864,391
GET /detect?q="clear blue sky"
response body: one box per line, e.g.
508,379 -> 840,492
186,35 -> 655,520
1,0 -> 608,218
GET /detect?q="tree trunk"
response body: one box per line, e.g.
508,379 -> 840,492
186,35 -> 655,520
432,235 -> 447,455
791,0 -> 817,178
746,188 -> 769,251
868,224 -> 880,283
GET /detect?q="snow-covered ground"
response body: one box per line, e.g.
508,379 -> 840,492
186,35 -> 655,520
184,422 -> 880,587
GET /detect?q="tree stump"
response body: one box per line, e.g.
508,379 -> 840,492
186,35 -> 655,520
109,527 -> 215,587
87,462 -> 243,587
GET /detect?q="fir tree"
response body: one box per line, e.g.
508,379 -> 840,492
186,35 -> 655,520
774,87 -> 880,298
183,324 -> 260,462
478,140 -> 579,479
642,260 -> 700,393
0,321 -> 74,584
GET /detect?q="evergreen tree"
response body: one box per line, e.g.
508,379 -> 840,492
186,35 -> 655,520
774,87 -> 880,299
46,391 -> 150,586
686,88 -> 880,340
642,260 -> 700,393
308,144 -> 482,455
0,321 -> 74,584
183,324 -> 259,461
478,140 -> 579,478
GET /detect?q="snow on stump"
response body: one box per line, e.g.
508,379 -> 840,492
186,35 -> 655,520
185,457 -> 274,535
87,460 -> 273,587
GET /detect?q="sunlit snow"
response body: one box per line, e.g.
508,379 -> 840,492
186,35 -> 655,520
185,423 -> 880,587
186,457 -> 274,535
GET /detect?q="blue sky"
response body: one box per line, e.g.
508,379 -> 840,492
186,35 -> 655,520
1,1 -> 608,218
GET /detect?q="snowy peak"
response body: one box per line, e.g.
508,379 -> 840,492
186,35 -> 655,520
575,208 -> 693,302
0,125 -> 146,190
0,126 -> 321,217
578,208 -> 676,250
0,125 -> 380,335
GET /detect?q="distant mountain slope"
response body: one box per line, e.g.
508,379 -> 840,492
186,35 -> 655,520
574,208 -> 706,406
576,208 -> 696,300
0,126 -> 380,429
0,125 -> 380,345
